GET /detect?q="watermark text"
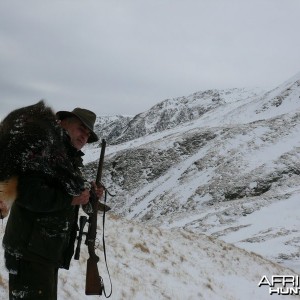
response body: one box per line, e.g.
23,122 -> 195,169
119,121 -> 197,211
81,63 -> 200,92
258,275 -> 300,295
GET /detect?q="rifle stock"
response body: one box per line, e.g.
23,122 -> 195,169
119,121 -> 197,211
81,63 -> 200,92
86,255 -> 103,295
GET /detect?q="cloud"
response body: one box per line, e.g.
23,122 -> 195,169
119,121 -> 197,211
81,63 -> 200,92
0,0 -> 300,119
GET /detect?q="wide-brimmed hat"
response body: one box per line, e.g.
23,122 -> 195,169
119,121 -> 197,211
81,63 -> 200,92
56,108 -> 99,143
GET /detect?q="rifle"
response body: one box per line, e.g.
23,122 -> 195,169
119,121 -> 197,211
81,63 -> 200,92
74,139 -> 111,296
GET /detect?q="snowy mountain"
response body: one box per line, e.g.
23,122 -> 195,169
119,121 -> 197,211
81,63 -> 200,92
84,71 -> 300,279
1,72 -> 300,299
94,115 -> 133,145
95,87 -> 265,145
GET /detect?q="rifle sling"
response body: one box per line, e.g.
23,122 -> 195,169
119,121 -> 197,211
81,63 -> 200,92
101,189 -> 112,298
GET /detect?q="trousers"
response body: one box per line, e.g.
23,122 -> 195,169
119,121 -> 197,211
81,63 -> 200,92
7,256 -> 58,300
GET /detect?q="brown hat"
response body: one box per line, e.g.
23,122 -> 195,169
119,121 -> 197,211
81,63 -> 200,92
56,108 -> 99,143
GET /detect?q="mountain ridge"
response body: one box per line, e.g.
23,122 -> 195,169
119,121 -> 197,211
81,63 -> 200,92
83,71 -> 300,274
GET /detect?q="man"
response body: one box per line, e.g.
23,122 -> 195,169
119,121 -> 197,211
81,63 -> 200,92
2,105 -> 103,299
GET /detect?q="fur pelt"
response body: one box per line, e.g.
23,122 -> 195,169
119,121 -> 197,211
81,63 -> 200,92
0,101 -> 85,218
0,176 -> 18,218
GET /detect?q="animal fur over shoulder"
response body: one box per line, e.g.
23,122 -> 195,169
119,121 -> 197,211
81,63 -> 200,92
0,176 -> 18,218
0,101 -> 85,217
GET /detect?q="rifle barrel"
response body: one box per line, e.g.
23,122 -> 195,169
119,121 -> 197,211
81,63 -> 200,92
95,139 -> 106,185
84,138 -> 107,295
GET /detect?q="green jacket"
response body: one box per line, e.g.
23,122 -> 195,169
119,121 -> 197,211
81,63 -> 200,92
3,138 -> 85,270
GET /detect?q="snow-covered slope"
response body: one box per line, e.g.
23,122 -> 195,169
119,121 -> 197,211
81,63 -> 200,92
0,215 -> 297,299
100,87 -> 265,145
1,72 -> 300,299
82,72 -> 300,275
94,115 -> 133,144
92,72 -> 300,146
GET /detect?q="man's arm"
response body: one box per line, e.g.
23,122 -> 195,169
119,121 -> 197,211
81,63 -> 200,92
16,174 -> 75,212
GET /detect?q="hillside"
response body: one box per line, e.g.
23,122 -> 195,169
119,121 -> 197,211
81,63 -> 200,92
1,71 -> 300,299
0,215 -> 298,299
83,71 -> 300,274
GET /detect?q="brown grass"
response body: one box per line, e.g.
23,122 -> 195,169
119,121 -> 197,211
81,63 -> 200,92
134,242 -> 150,253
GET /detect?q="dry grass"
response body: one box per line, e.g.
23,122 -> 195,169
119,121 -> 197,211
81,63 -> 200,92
134,242 -> 150,253
0,275 -> 7,289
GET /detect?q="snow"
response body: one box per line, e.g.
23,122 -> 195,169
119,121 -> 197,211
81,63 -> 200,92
1,72 -> 300,299
221,193 -> 300,271
57,216 -> 299,299
2,214 -> 294,300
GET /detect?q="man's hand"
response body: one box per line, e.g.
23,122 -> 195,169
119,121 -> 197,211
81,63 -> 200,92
91,182 -> 104,199
71,182 -> 104,206
71,189 -> 90,206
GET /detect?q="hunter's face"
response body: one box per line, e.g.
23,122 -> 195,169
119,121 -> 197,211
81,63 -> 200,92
61,118 -> 91,150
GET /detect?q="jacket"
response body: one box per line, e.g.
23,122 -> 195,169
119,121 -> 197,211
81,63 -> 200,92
3,134 -> 85,270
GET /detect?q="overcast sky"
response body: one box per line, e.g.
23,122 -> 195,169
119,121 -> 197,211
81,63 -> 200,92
1,0 -> 300,119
